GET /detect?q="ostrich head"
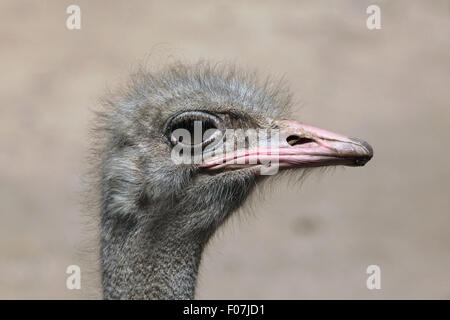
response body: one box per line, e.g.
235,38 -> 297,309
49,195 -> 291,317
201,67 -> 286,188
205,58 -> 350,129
96,62 -> 373,299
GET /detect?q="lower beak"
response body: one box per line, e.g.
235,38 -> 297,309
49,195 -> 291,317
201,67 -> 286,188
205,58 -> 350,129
200,120 -> 373,173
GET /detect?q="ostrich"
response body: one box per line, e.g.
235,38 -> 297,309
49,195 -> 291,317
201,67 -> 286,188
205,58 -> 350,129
94,62 -> 373,299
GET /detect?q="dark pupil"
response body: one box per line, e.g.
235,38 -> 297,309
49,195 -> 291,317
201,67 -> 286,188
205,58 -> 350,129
172,117 -> 216,145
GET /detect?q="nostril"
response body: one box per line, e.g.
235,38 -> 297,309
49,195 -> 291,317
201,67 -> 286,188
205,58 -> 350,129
286,135 -> 315,146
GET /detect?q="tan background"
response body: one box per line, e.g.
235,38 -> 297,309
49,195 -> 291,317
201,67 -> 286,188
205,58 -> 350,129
1,0 -> 449,299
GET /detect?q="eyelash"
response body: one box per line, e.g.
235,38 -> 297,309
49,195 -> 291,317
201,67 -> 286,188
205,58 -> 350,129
164,111 -> 223,147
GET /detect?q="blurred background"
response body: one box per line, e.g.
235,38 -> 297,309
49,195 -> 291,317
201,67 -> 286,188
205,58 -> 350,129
1,0 -> 449,299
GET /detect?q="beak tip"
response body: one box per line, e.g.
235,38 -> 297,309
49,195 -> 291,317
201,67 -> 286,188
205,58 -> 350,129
349,137 -> 373,166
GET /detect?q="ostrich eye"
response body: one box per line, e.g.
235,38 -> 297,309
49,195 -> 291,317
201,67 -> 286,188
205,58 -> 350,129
165,111 -> 224,148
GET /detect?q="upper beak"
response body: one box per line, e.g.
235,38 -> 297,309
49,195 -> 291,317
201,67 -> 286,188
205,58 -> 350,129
200,120 -> 373,172
274,120 -> 373,169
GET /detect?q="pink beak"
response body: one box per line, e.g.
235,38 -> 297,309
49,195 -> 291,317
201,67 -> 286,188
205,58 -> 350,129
273,120 -> 373,168
200,120 -> 373,172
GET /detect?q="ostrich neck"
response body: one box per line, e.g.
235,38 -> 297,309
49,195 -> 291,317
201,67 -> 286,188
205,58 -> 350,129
100,208 -> 209,300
